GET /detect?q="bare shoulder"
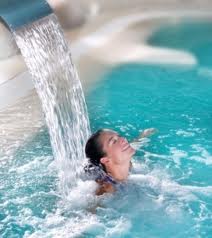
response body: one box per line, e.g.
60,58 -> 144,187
95,180 -> 115,196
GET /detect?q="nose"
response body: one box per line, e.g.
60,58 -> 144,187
120,137 -> 127,144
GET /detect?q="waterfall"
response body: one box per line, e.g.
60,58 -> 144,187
14,14 -> 91,195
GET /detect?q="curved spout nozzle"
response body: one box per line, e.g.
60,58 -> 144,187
0,0 -> 52,30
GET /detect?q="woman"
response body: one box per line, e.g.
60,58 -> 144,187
85,128 -> 156,195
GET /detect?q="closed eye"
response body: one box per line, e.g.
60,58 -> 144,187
108,135 -> 120,145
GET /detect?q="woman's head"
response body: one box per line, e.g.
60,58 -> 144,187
85,129 -> 106,169
85,129 -> 135,175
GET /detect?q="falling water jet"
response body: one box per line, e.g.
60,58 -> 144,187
0,0 -> 91,195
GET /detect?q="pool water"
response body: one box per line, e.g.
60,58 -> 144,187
1,21 -> 212,237
87,63 -> 212,237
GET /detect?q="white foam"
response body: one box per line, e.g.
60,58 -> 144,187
129,173 -> 196,202
176,129 -> 195,137
190,144 -> 212,165
60,180 -> 98,210
183,185 -> 212,196
165,204 -> 183,219
10,156 -> 53,174
189,155 -> 212,165
4,165 -> 211,238
143,150 -> 169,160
104,217 -> 131,238
25,212 -> 100,238
20,180 -> 101,238
170,147 -> 188,165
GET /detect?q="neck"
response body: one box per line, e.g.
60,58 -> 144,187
107,162 -> 130,182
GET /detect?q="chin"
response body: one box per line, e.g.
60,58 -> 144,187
122,146 -> 135,161
127,150 -> 135,161
130,147 -> 136,156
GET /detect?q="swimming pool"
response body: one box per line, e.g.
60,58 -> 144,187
1,20 -> 212,237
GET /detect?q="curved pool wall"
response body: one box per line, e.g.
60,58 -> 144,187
1,9 -> 212,110
0,0 -> 52,111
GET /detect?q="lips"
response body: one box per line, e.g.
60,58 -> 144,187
122,143 -> 130,152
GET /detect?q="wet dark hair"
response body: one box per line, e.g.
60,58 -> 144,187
85,129 -> 107,171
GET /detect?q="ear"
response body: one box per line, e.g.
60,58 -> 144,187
100,156 -> 109,165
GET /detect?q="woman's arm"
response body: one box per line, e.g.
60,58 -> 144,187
132,128 -> 157,142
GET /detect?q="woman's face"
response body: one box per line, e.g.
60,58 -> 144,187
99,130 -> 135,166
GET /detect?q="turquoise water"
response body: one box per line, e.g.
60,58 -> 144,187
1,21 -> 212,237
87,63 -> 212,237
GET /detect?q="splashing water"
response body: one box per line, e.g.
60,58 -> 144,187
14,14 -> 90,194
1,19 -> 212,238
